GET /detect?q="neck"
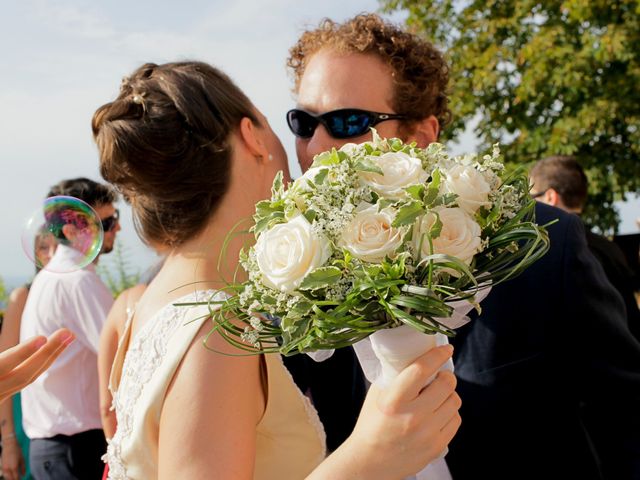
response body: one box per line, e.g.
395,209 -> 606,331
160,196 -> 255,294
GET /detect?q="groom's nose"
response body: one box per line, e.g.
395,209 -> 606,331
296,124 -> 349,173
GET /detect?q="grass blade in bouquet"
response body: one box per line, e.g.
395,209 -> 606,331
192,131 -> 549,363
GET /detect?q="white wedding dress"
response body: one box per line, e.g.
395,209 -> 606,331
105,290 -> 326,480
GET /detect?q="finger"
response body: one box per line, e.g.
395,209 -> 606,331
439,411 -> 462,445
415,370 -> 457,412
431,391 -> 462,430
21,329 -> 75,382
0,330 -> 74,394
0,337 -> 48,376
384,344 -> 454,407
5,466 -> 18,480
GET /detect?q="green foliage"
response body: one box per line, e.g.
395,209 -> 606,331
0,276 -> 7,321
382,0 -> 640,233
0,276 -> 7,307
97,241 -> 141,298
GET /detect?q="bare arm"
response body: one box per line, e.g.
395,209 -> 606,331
98,284 -> 146,439
98,305 -> 121,439
0,287 -> 29,480
158,321 -> 265,480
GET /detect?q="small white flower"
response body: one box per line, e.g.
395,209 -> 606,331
339,203 -> 405,263
414,207 -> 482,274
359,151 -> 428,199
442,164 -> 492,214
254,215 -> 331,293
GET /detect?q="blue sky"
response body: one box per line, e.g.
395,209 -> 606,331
1,0 -> 638,285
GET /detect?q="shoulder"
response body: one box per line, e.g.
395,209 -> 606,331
8,285 -> 29,304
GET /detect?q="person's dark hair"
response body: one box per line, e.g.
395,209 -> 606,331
91,61 -> 259,247
47,177 -> 117,207
46,177 -> 117,243
288,13 -> 451,134
529,155 -> 588,210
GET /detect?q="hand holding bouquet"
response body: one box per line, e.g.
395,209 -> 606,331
196,131 -> 549,360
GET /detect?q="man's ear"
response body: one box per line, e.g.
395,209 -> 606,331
405,115 -> 440,148
238,117 -> 269,164
61,224 -> 76,242
542,188 -> 561,207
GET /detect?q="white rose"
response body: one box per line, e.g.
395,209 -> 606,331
413,207 -> 482,272
255,215 -> 331,292
442,164 -> 492,214
340,203 -> 405,263
359,151 -> 428,199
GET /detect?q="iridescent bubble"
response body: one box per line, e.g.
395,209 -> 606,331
22,196 -> 104,273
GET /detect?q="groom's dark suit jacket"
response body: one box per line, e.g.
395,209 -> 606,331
447,203 -> 640,480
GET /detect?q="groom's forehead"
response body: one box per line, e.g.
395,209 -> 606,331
297,50 -> 396,112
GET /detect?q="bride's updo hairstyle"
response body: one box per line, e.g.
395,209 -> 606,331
92,61 -> 259,247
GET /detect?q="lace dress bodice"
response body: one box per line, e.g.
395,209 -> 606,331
105,290 -> 325,480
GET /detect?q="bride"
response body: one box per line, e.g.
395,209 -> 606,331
92,61 -> 461,480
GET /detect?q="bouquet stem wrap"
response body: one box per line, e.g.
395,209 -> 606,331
354,327 -> 452,480
353,287 -> 491,480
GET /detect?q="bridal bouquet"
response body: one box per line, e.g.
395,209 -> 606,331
195,132 -> 549,359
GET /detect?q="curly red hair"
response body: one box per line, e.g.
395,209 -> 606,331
288,13 -> 451,129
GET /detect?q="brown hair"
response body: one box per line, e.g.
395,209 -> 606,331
288,13 -> 451,131
92,61 -> 258,247
47,177 -> 117,207
529,155 -> 588,210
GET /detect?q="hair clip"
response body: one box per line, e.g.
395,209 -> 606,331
132,94 -> 144,105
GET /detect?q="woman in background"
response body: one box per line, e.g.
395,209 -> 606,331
0,232 -> 59,480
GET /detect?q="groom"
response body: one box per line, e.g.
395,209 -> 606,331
286,13 -> 640,479
284,13 -> 449,453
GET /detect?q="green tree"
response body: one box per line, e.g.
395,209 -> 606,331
382,0 -> 640,232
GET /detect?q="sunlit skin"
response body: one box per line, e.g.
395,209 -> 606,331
34,233 -> 57,269
94,203 -> 121,254
295,49 -> 439,172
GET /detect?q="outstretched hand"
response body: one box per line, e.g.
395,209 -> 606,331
0,328 -> 75,404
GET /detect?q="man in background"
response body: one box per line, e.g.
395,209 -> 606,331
530,155 -> 640,339
20,178 -> 120,479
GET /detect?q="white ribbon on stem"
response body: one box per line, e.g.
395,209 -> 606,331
353,286 -> 491,480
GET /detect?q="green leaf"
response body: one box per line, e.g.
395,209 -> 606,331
354,159 -> 384,174
271,171 -> 283,198
298,266 -> 342,291
312,149 -> 341,166
392,201 -> 425,227
303,209 -> 317,223
423,169 -> 442,206
405,184 -> 425,200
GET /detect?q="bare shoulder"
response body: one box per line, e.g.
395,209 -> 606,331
8,285 -> 29,305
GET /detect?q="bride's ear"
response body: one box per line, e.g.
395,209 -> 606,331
238,117 -> 269,164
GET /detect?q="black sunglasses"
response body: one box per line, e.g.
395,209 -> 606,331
101,209 -> 120,232
286,108 -> 408,139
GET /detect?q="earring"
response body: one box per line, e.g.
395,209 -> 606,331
268,154 -> 274,162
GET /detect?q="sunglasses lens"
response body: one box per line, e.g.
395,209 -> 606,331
326,111 -> 372,139
287,110 -> 318,138
101,210 -> 119,232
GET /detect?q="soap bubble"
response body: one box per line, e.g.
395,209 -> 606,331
22,196 -> 104,273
